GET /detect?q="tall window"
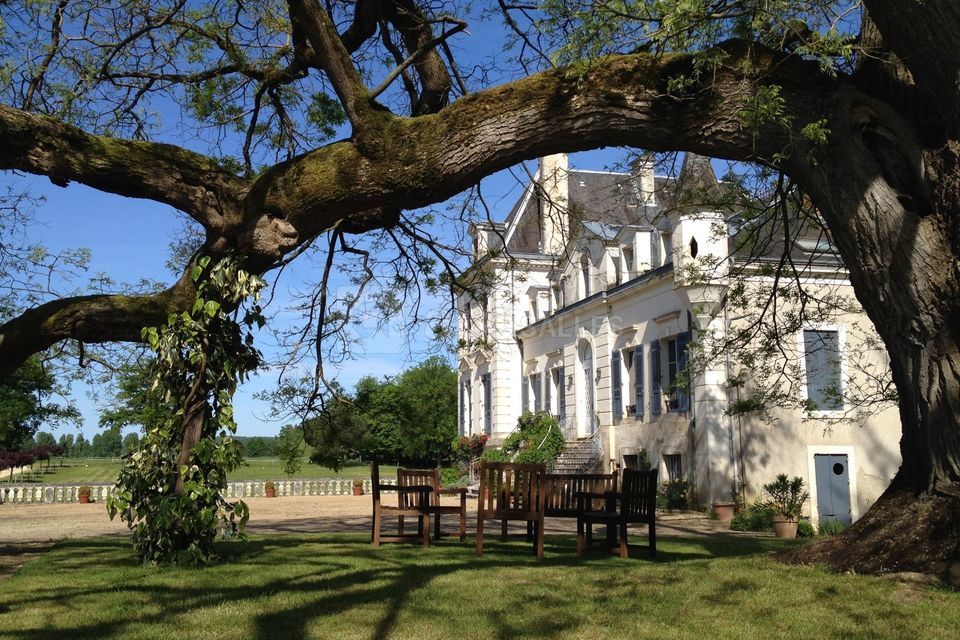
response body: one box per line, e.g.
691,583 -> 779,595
552,285 -> 563,312
623,246 -> 634,279
664,454 -> 683,483
556,367 -> 566,422
634,345 -> 644,420
465,302 -> 472,334
482,373 -> 492,435
665,334 -> 690,412
803,329 -> 843,410
611,350 -> 623,419
459,379 -> 467,435
482,295 -> 489,339
650,232 -> 661,268
651,340 -> 662,416
530,373 -> 542,412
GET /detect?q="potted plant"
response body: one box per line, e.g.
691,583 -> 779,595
352,478 -> 364,496
264,480 -> 276,498
78,485 -> 92,504
712,500 -> 736,523
764,474 -> 809,539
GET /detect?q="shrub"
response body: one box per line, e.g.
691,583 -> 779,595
481,412 -> 564,465
763,474 -> 809,519
796,519 -> 816,538
351,479 -> 363,489
730,500 -> 774,531
439,467 -> 466,487
657,480 -> 689,511
265,480 -> 276,492
818,519 -> 847,536
77,485 -> 91,498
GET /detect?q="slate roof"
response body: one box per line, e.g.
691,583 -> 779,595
500,154 -> 842,268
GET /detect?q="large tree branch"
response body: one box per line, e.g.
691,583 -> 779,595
863,0 -> 960,137
246,42 -> 835,252
379,0 -> 456,115
0,274 -> 197,380
0,105 -> 247,235
287,0 -> 372,131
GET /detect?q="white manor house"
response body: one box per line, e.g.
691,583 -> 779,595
456,153 -> 902,526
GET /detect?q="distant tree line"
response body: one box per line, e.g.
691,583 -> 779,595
294,357 -> 458,470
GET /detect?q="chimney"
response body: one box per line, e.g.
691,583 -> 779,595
630,153 -> 656,206
539,154 -> 569,255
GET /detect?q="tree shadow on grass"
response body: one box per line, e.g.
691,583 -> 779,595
0,533 -> 803,640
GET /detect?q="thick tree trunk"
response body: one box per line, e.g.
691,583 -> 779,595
783,77 -> 960,582
173,395 -> 208,496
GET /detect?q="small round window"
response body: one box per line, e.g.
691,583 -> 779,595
832,462 -> 845,475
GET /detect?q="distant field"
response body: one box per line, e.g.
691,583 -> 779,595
4,459 -> 373,485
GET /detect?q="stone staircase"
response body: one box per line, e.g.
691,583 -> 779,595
550,435 -> 603,474
464,430 -> 603,497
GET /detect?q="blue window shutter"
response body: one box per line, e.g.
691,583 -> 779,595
635,346 -> 644,419
611,351 -> 622,419
677,332 -> 691,412
651,340 -> 662,416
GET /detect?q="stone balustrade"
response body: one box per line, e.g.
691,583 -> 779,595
0,478 -> 390,504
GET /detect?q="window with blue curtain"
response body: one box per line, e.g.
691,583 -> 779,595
611,350 -> 622,419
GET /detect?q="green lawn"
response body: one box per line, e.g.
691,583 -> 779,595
6,459 -> 372,485
1,535 -> 957,639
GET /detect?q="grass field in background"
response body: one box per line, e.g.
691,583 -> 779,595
3,459 -> 372,485
2,534 -> 957,639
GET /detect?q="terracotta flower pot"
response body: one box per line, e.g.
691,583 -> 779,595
712,502 -> 736,523
772,516 -> 798,539
352,486 -> 363,496
265,487 -> 276,498
78,494 -> 90,504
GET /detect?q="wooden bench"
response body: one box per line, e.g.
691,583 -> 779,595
543,472 -> 618,519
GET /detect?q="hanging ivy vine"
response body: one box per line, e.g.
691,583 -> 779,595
107,255 -> 265,565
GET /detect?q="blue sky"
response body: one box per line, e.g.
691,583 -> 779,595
7,148 -> 626,439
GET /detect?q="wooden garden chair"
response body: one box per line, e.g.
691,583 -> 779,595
370,461 -> 432,548
397,467 -> 468,542
476,461 -> 546,559
576,468 -> 658,559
